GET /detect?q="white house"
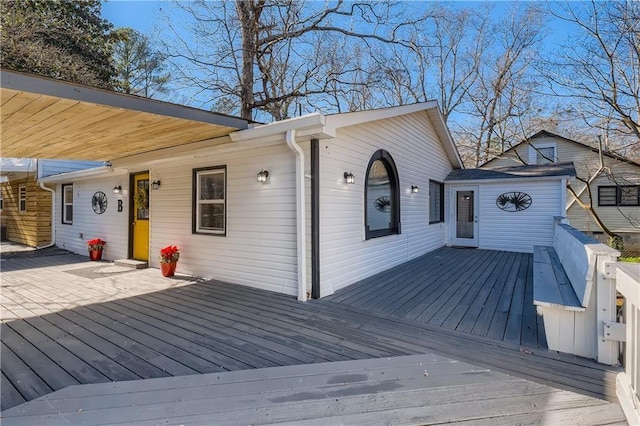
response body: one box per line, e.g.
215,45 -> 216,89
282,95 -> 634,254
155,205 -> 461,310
2,70 -> 575,301
40,103 -> 464,300
39,103 -> 577,301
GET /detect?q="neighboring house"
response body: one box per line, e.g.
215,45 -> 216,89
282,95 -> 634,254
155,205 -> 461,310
482,130 -> 640,250
0,158 -> 102,247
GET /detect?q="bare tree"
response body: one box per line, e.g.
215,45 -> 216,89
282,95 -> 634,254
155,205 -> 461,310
461,5 -> 546,166
545,1 -> 640,142
160,0 -> 418,121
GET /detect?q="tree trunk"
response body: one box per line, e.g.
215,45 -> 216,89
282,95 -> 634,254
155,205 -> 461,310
236,1 -> 259,120
566,183 -> 618,238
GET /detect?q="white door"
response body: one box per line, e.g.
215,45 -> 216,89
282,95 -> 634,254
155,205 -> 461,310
451,186 -> 479,247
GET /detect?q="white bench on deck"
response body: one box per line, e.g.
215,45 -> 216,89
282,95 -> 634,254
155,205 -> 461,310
533,220 -> 620,361
533,246 -> 584,312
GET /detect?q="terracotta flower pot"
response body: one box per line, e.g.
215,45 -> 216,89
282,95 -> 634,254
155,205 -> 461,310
89,249 -> 103,261
161,262 -> 177,277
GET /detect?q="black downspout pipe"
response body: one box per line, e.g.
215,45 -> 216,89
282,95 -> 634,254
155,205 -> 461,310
311,138 -> 320,299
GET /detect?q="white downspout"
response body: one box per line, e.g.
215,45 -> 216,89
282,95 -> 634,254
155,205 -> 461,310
37,182 -> 56,250
286,129 -> 308,302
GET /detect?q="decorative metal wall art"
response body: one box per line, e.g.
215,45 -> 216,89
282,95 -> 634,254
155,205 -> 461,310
374,196 -> 392,212
91,191 -> 108,214
496,192 -> 532,212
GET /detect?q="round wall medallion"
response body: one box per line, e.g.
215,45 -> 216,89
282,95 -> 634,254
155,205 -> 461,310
496,192 -> 532,212
92,191 -> 108,214
374,196 -> 392,212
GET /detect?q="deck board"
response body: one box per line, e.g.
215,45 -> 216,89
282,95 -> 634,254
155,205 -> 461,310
1,354 -> 626,425
326,248 -> 545,349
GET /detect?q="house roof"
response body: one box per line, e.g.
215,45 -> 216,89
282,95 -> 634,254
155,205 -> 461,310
482,130 -> 640,168
445,162 -> 576,182
0,158 -> 37,173
230,102 -> 463,169
0,70 -> 249,161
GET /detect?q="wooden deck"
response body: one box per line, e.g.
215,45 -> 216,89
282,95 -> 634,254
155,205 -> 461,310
2,354 -> 626,425
0,248 -> 626,423
326,247 -> 546,349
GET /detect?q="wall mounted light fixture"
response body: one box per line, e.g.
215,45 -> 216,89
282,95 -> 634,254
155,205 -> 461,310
344,172 -> 355,184
112,185 -> 122,194
257,170 -> 269,183
151,180 -> 161,190
411,185 -> 419,194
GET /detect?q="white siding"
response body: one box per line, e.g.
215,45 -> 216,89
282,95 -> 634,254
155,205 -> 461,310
149,144 -> 299,296
41,160 -> 103,178
461,180 -> 564,253
54,176 -> 129,260
319,111 -> 453,294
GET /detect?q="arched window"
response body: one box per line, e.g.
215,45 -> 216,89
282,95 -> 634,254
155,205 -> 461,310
365,149 -> 400,239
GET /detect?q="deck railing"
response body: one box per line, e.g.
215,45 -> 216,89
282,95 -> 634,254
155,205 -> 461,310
613,263 -> 640,425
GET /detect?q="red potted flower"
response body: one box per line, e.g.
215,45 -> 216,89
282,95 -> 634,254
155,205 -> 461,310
159,245 -> 180,277
87,238 -> 106,261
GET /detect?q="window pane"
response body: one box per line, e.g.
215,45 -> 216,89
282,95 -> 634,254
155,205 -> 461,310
65,205 -> 73,222
64,187 -> 73,203
367,160 -> 392,232
456,191 -> 474,239
200,172 -> 224,200
536,147 -> 555,164
620,186 -> 639,206
136,180 -> 149,220
429,181 -> 442,223
599,187 -> 617,206
199,203 -> 224,231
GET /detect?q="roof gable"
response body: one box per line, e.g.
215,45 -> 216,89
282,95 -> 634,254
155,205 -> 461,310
232,103 -> 462,169
482,129 -> 640,169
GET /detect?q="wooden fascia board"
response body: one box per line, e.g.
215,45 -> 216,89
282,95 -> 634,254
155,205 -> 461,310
0,70 -> 248,130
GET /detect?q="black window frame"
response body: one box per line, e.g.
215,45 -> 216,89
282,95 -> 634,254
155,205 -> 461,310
18,185 -> 26,213
192,165 -> 227,236
598,185 -> 640,207
429,180 -> 445,224
364,149 -> 401,240
61,184 -> 74,225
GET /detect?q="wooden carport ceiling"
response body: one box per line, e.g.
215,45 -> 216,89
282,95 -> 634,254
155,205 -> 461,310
0,70 -> 248,161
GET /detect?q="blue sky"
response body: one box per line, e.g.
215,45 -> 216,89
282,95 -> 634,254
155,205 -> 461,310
101,0 -> 575,120
102,0 -> 163,33
102,1 -> 571,45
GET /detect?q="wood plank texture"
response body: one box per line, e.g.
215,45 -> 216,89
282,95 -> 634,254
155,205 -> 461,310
0,247 -> 622,422
1,354 -> 626,425
326,248 -> 546,349
533,246 -> 583,310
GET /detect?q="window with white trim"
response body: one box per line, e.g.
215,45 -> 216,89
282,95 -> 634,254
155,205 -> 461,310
193,166 -> 226,235
528,143 -> 557,165
19,185 -> 26,213
62,184 -> 73,224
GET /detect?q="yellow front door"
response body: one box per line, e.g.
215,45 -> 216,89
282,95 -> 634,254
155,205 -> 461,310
132,173 -> 149,261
